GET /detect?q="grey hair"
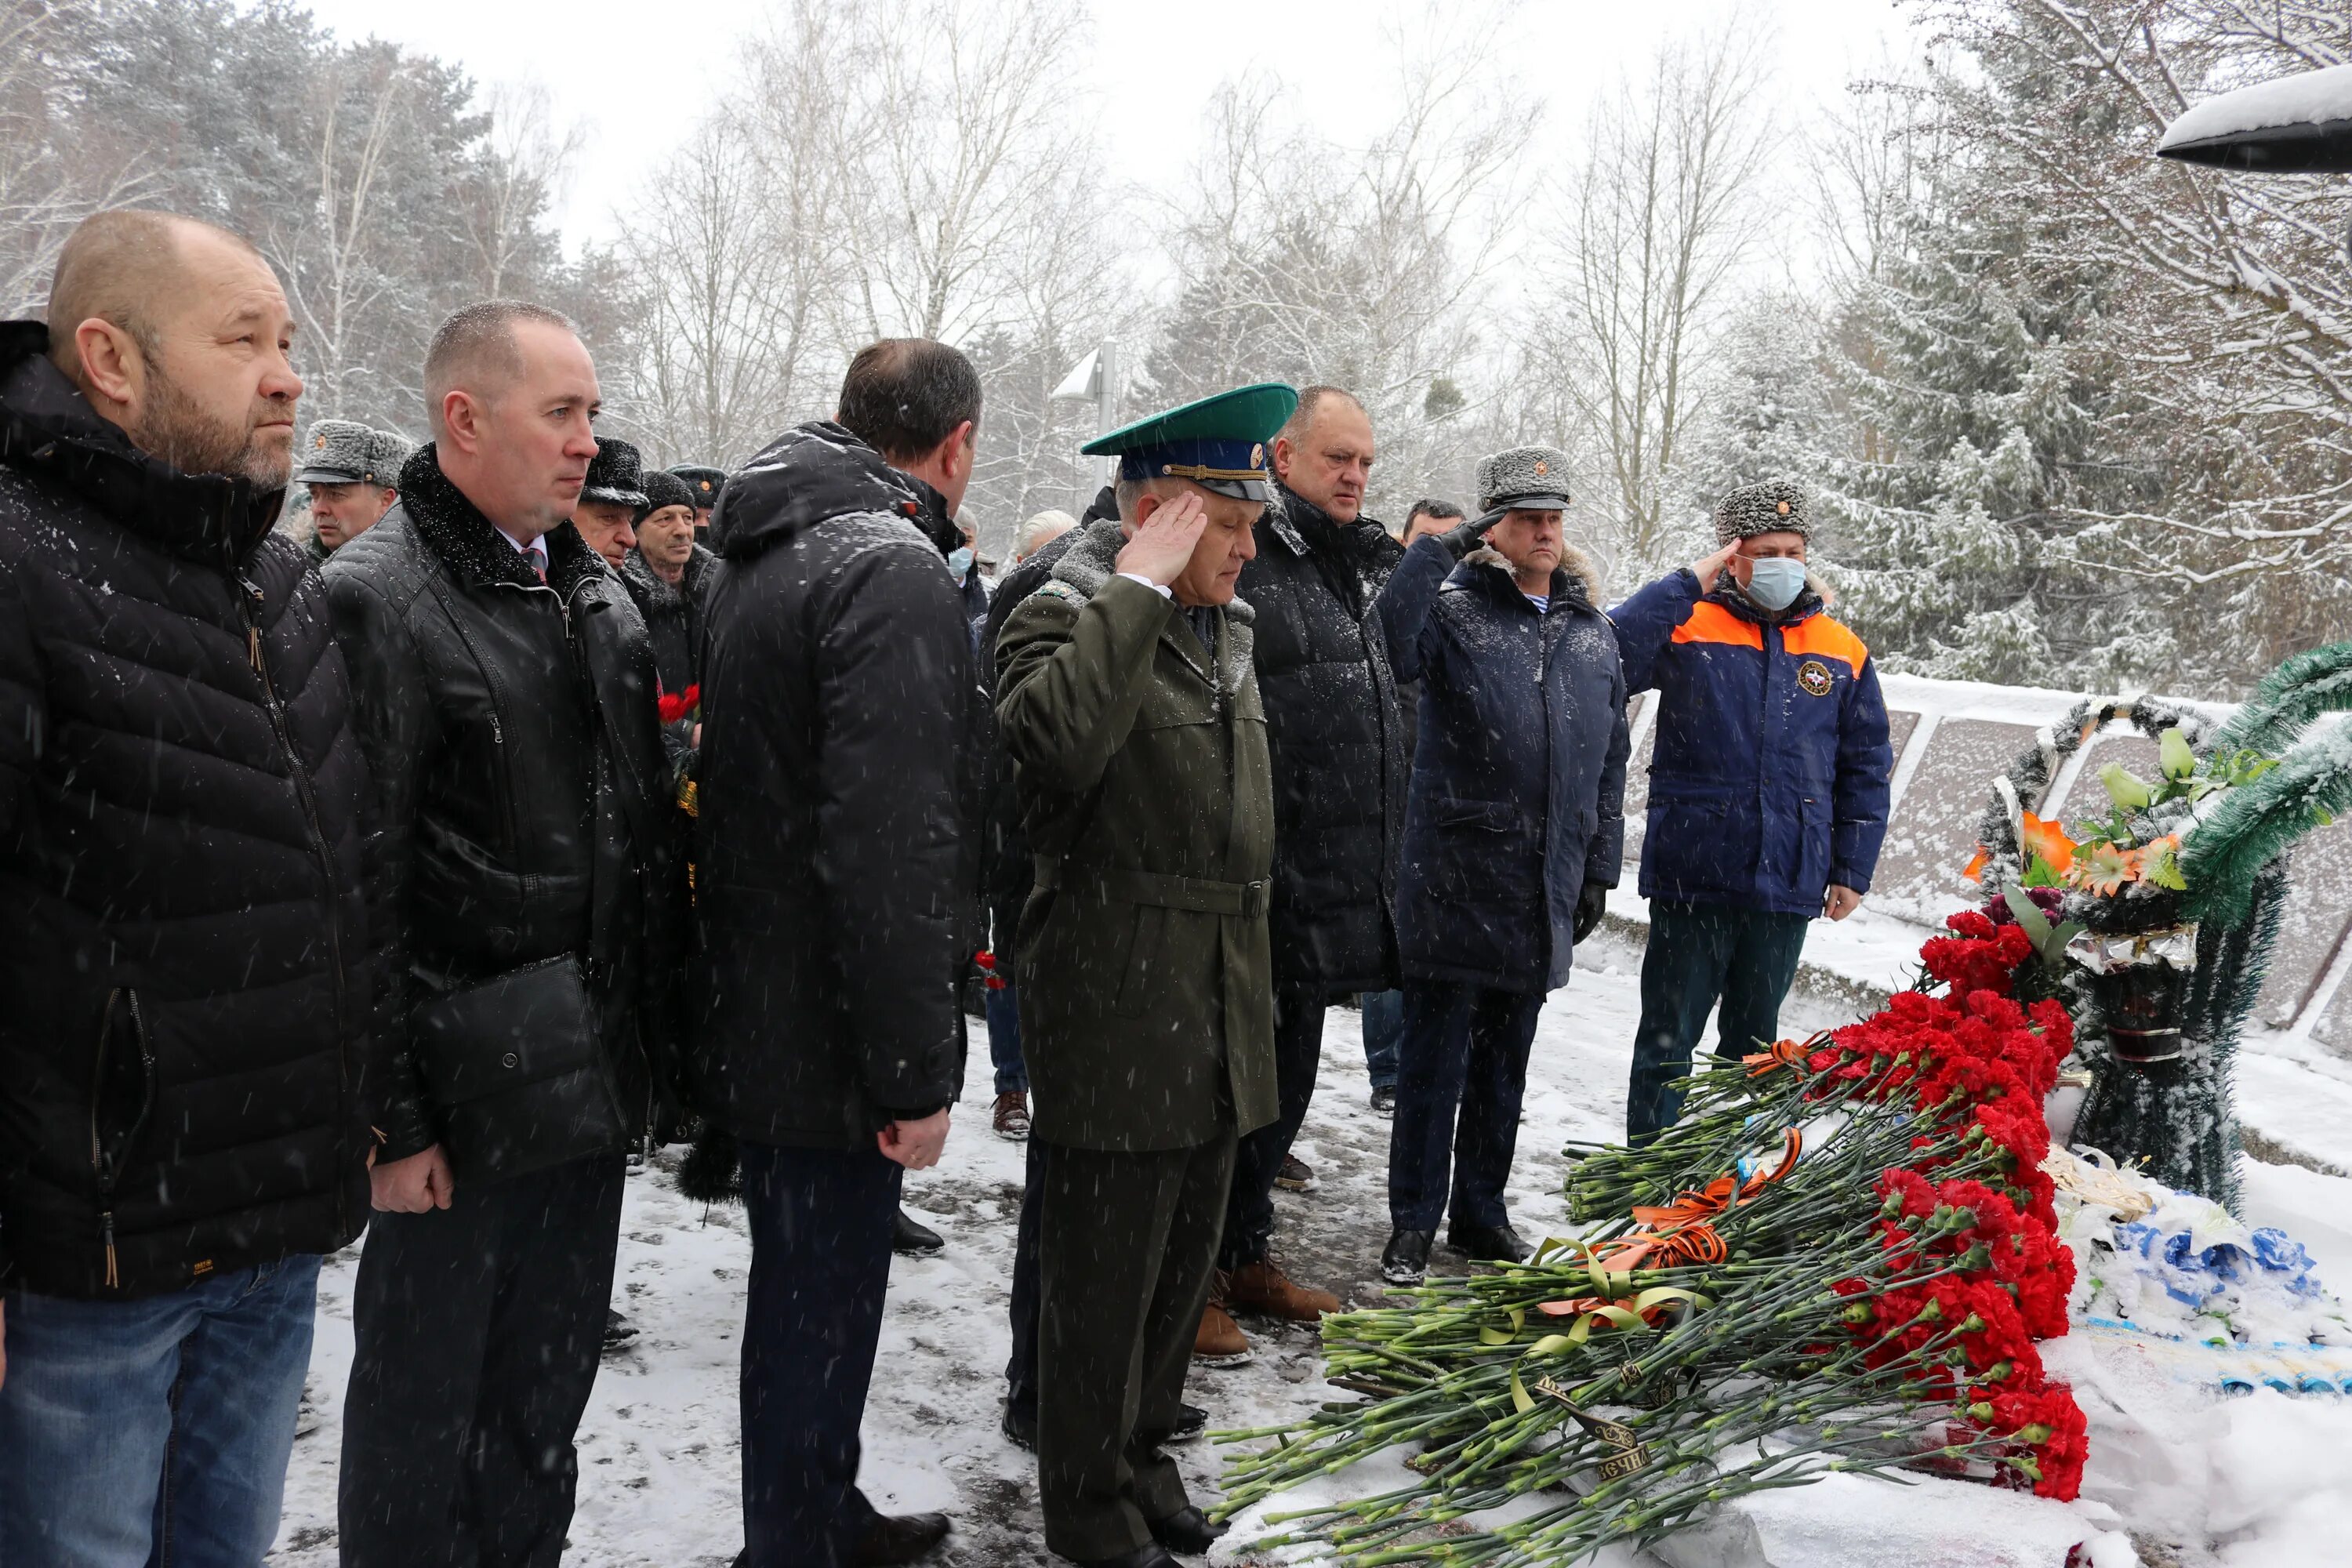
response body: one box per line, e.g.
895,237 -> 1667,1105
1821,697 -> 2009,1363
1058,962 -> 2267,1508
1015,508 -> 1078,558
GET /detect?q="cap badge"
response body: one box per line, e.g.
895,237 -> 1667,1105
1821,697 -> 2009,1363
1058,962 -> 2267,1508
1250,443 -> 1264,468
1534,459 -> 1549,477
1776,499 -> 1791,517
313,434 -> 326,449
699,480 -> 713,492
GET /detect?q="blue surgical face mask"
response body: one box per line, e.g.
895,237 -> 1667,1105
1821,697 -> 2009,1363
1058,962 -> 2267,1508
946,546 -> 975,579
1743,555 -> 1806,612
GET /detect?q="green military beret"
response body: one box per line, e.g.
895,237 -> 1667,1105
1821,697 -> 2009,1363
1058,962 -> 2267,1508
1081,383 -> 1298,502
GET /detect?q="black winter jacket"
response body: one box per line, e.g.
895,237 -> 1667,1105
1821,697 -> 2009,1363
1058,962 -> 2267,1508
323,446 -> 684,1164
619,543 -> 716,698
1380,536 -> 1629,993
0,323 -> 371,1299
1236,485 -> 1406,994
690,422 -> 975,1147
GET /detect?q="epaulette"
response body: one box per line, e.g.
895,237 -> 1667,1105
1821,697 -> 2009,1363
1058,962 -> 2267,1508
1035,579 -> 1087,604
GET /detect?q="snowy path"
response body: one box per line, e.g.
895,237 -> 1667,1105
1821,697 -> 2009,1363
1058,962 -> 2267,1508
267,935 -> 2352,1566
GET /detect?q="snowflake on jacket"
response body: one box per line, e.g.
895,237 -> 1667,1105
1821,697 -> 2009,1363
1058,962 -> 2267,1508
1609,565 -> 1894,918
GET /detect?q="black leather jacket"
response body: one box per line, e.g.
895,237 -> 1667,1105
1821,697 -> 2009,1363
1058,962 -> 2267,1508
324,446 -> 685,1163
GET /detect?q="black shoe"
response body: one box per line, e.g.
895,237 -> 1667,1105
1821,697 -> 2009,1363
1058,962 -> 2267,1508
1147,1505 -> 1228,1553
1167,1401 -> 1207,1444
1275,1153 -> 1315,1192
1065,1546 -> 1179,1568
891,1207 -> 944,1256
1369,1084 -> 1396,1116
601,1308 -> 638,1351
853,1511 -> 950,1566
1447,1220 -> 1530,1265
1381,1227 -> 1434,1284
1003,1399 -> 1037,1450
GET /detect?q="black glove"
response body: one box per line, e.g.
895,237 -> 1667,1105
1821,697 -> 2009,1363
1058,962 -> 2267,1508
1573,880 -> 1611,943
1443,508 -> 1507,561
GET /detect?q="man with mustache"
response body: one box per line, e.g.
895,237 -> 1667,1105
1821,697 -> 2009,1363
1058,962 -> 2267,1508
0,209 -> 374,1563
325,300 -> 684,1566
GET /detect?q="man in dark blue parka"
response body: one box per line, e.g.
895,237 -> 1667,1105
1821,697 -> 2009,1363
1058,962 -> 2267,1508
1610,477 -> 1893,1144
1373,445 -> 1628,1283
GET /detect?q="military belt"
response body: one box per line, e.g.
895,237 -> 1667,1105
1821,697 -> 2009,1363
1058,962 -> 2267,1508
1034,857 -> 1270,920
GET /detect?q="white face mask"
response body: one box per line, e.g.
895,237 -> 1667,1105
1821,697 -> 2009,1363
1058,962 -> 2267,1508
946,546 -> 975,579
1743,555 -> 1807,612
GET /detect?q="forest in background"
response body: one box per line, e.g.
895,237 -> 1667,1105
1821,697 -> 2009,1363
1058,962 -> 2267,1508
4,0 -> 2347,695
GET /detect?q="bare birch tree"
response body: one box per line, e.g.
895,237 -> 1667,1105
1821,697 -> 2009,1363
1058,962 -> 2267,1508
460,82 -> 581,299
1526,14 -> 1774,575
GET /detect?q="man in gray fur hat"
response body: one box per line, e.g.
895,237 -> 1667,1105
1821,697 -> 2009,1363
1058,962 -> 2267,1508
1370,445 -> 1627,1282
1607,477 -> 1893,1143
296,417 -> 412,557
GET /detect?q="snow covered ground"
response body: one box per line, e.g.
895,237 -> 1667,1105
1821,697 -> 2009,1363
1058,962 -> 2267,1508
267,931 -> 2352,1566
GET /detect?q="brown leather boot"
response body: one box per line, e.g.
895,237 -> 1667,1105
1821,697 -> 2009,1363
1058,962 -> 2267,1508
1193,1299 -> 1251,1365
990,1091 -> 1030,1141
1220,1256 -> 1341,1321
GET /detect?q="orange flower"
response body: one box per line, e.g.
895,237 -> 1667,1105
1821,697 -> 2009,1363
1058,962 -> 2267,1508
1962,845 -> 1990,884
2020,811 -> 2075,877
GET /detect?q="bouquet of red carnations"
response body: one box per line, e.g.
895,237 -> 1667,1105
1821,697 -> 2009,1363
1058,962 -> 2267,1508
1216,913 -> 2086,1563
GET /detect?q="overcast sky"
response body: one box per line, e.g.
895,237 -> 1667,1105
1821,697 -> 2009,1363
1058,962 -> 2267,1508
293,0 -> 1920,249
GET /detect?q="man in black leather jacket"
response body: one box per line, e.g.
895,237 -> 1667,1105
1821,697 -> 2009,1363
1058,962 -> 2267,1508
692,339 -> 978,1568
325,301 -> 684,1567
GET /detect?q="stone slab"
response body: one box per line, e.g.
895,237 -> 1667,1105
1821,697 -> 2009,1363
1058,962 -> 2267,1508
1870,718 -> 2046,916
2051,734 -> 2162,833
2312,975 -> 2352,1060
1882,709 -> 1923,800
2257,822 -> 2352,1028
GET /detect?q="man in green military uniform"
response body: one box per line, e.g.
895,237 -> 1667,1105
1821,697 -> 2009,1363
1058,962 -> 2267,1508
994,383 -> 1295,1567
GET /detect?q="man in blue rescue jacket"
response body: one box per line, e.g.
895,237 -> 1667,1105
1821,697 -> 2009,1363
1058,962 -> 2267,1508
1610,478 -> 1893,1143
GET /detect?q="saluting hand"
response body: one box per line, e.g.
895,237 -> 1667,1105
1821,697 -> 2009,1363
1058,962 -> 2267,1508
1114,492 -> 1210,588
1690,539 -> 1743,586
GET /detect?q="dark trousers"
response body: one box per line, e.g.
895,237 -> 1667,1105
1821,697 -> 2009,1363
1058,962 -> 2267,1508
1386,982 -> 1546,1230
1216,984 -> 1324,1269
738,1142 -> 902,1568
1359,989 -> 1403,1091
1004,1138 -> 1044,1417
340,1151 -> 626,1568
1626,900 -> 1811,1143
1037,1134 -> 1236,1560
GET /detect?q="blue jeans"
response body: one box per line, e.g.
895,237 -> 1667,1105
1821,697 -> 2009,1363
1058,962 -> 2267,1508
1387,982 -> 1547,1229
1626,900 -> 1810,1143
0,1253 -> 321,1567
985,978 -> 1028,1095
1359,989 -> 1403,1091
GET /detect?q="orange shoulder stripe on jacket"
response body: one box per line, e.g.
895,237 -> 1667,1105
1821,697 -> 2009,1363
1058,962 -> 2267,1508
1669,599 -> 1763,652
1781,614 -> 1869,676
